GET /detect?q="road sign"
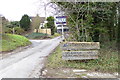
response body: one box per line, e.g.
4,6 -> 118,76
56,16 -> 67,24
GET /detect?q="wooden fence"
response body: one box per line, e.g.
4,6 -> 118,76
61,42 -> 100,60
34,29 -> 51,35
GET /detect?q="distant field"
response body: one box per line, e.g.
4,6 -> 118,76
25,33 -> 48,39
26,32 -> 61,39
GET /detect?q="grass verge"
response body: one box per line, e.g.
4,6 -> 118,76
46,43 -> 118,73
0,34 -> 31,52
49,33 -> 61,38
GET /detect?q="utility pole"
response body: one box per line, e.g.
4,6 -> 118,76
0,16 -> 2,34
44,3 -> 47,35
62,24 -> 64,39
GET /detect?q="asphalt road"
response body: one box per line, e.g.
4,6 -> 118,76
0,36 -> 62,79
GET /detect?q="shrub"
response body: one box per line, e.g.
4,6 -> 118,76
4,27 -> 24,35
14,27 -> 24,35
4,28 -> 13,34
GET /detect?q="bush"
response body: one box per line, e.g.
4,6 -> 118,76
4,27 -> 24,35
14,27 -> 24,35
4,28 -> 13,34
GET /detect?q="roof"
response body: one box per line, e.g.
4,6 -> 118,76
30,16 -> 45,23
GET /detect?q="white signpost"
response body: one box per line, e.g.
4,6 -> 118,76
56,16 -> 67,39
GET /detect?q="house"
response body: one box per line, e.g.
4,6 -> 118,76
30,15 -> 51,35
30,15 -> 45,31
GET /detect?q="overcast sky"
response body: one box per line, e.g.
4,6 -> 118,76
0,0 -> 53,21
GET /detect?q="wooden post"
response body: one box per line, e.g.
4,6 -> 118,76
13,28 -> 15,34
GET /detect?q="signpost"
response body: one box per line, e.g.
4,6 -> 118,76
56,16 -> 67,24
55,16 -> 100,60
56,16 -> 67,39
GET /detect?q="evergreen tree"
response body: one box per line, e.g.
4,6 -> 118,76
47,16 -> 55,35
20,14 -> 31,31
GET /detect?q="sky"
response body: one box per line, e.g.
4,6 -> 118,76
0,0 -> 53,21
0,0 -> 119,21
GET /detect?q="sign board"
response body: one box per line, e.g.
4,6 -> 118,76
62,42 -> 100,50
61,42 -> 100,60
56,16 -> 67,24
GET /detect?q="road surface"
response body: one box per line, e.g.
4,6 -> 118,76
0,37 -> 62,79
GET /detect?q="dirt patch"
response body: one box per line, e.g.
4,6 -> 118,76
40,68 -> 118,78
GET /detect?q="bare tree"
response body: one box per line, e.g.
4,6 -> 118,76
31,14 -> 41,32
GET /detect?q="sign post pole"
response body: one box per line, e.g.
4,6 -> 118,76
56,16 -> 67,40
62,24 -> 64,39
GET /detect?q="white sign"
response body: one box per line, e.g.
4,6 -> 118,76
56,16 -> 67,24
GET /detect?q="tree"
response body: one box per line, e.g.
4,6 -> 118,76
6,21 -> 20,28
20,14 -> 31,31
54,2 -> 118,42
117,2 -> 120,49
47,16 -> 55,35
11,21 -> 20,27
53,2 -> 95,41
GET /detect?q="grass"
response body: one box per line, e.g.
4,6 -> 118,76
46,42 -> 118,73
0,34 -> 31,52
49,33 -> 61,38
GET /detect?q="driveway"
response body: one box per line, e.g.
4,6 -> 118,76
0,36 -> 62,79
